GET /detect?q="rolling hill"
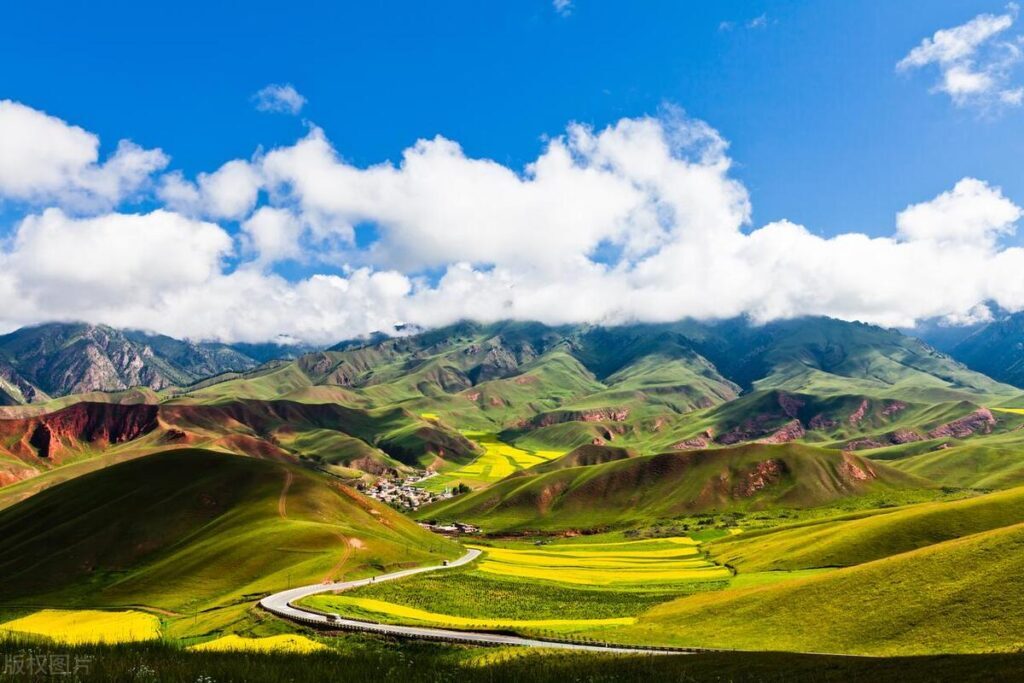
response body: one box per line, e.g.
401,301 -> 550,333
0,398 -> 481,493
0,449 -> 460,634
708,484 -> 1024,571
612,519 -> 1024,655
417,443 -> 932,531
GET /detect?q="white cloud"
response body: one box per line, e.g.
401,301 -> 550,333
897,6 -> 1024,108
896,178 -> 1021,246
2,209 -> 232,317
252,84 -> 306,115
0,100 -> 168,210
747,14 -> 768,29
260,112 -> 749,274
553,0 -> 572,17
4,108 -> 1024,344
240,207 -> 304,266
158,159 -> 261,220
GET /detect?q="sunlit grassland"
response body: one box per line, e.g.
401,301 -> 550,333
708,484 -> 1024,572
302,595 -> 635,632
0,609 -> 160,644
298,535 -> 742,638
317,567 -> 709,622
0,450 -> 461,641
596,521 -> 1024,655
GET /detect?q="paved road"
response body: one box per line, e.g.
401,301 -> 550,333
259,548 -> 685,654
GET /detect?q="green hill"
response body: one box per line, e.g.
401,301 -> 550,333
709,485 -> 1024,571
0,449 -> 459,629
0,399 -> 481,494
417,443 -> 931,531
871,428 -> 1024,490
613,520 -> 1024,655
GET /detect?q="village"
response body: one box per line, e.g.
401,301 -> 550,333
360,472 -> 454,512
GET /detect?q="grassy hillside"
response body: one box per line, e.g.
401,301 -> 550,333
0,398 -> 481,494
872,428 -> 1024,489
709,485 -> 1024,571
0,449 -> 459,635
612,521 -> 1024,655
417,443 -> 932,531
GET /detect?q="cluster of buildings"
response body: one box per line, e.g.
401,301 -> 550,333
418,520 -> 480,535
361,473 -> 454,511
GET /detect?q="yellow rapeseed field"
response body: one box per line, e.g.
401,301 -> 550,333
442,433 -> 562,484
477,561 -> 731,585
190,634 -> 327,654
467,538 -> 731,586
545,537 -> 699,550
476,548 -> 707,569
320,596 -> 635,630
0,609 -> 160,644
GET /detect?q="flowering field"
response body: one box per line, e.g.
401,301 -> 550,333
190,634 -> 327,654
0,609 -> 160,644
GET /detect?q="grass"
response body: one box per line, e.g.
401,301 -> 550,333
875,429 -> 1024,490
323,568 -> 707,622
298,535 -> 734,639
602,521 -> 1024,655
0,449 -> 460,639
3,637 -> 1024,683
417,443 -> 934,532
0,610 -> 160,644
709,484 -> 1024,571
301,595 -> 635,631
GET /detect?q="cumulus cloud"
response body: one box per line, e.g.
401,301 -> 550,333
260,112 -> 749,273
898,6 -> 1024,108
0,100 -> 168,210
1,209 -> 233,321
896,177 -> 1021,246
240,206 -> 304,266
252,84 -> 306,115
3,102 -> 1024,344
158,159 -> 262,220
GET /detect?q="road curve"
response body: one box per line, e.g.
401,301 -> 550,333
259,547 -> 687,655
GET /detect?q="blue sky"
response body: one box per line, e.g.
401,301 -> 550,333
3,0 -> 1017,235
2,1 -> 1024,342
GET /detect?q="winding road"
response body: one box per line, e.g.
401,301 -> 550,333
259,548 -> 686,654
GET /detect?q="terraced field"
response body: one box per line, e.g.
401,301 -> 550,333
420,432 -> 563,491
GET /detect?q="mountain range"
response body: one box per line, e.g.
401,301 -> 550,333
3,315 -> 1024,501
0,323 -> 311,405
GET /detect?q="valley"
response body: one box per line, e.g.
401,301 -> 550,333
2,317 -> 1024,680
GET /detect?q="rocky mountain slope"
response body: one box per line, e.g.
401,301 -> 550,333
0,323 -> 261,404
